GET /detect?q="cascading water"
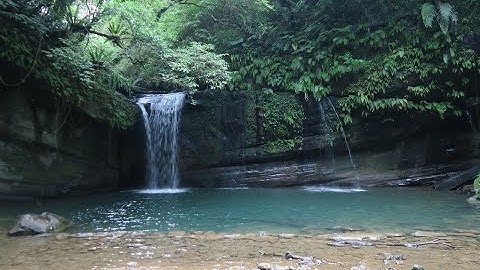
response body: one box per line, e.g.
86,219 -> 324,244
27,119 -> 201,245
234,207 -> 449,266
137,92 -> 185,190
319,97 -> 360,186
318,99 -> 336,173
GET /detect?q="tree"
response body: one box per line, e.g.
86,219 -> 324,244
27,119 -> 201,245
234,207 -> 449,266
181,0 -> 480,123
0,0 -> 232,129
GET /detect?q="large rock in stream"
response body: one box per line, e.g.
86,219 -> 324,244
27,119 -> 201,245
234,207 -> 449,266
8,212 -> 71,236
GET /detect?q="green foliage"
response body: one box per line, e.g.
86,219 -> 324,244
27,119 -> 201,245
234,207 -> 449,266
3,0 -> 480,130
421,3 -> 437,28
0,0 -> 231,129
421,2 -> 458,34
245,91 -> 304,154
264,138 -> 302,155
41,37 -> 136,129
185,0 -> 480,124
179,0 -> 273,51
474,174 -> 480,196
90,0 -> 232,93
121,41 -> 230,92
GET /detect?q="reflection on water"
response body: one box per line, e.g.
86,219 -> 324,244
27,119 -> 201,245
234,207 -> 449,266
135,188 -> 191,194
0,187 -> 478,233
302,186 -> 367,193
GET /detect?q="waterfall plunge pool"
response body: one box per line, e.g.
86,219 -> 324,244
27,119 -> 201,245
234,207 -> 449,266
0,187 -> 478,234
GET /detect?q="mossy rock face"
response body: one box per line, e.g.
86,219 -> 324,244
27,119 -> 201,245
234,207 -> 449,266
179,90 -> 306,171
0,86 -> 127,197
244,91 -> 304,154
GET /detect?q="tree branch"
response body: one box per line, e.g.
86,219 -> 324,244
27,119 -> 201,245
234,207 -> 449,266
70,23 -> 122,47
157,0 -> 207,19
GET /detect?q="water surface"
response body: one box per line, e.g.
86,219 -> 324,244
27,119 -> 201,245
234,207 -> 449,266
0,187 -> 478,234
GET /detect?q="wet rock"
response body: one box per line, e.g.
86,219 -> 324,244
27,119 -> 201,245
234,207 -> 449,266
74,232 -> 100,238
257,263 -> 272,270
224,234 -> 241,239
328,240 -> 373,247
331,234 -> 384,242
227,267 -> 248,270
279,233 -> 296,238
411,265 -> 425,270
460,184 -> 475,196
54,233 -> 70,240
380,253 -> 405,264
350,262 -> 368,270
467,196 -> 480,205
434,166 -> 480,190
412,231 -> 447,237
127,261 -> 138,270
385,232 -> 404,237
284,251 -> 317,265
8,212 -> 71,236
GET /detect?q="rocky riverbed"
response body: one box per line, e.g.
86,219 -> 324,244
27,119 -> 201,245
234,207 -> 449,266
1,229 -> 479,270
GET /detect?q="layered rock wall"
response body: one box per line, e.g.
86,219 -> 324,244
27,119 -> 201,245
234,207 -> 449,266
179,90 -> 480,188
0,87 -> 143,198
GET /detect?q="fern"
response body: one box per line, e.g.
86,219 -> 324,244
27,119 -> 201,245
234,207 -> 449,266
438,2 -> 456,21
421,2 -> 458,34
437,2 -> 457,34
421,3 -> 436,28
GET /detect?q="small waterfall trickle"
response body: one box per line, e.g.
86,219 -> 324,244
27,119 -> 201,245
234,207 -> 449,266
318,99 -> 336,173
319,97 -> 360,186
466,109 -> 477,133
137,92 -> 185,190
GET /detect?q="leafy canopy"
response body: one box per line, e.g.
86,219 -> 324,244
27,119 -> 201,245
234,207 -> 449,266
179,0 -> 480,123
0,0 -> 231,128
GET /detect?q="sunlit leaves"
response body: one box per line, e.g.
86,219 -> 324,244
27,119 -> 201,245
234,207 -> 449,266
421,2 -> 458,35
421,3 -> 436,28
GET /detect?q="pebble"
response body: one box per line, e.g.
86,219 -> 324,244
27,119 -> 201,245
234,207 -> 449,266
412,231 -> 447,237
227,267 -> 248,270
54,233 -> 69,240
257,262 -> 271,270
127,261 -> 137,270
350,262 -> 368,270
75,233 -> 96,238
224,234 -> 241,239
411,265 -> 425,270
381,253 -> 405,264
328,240 -> 373,247
279,233 -> 295,238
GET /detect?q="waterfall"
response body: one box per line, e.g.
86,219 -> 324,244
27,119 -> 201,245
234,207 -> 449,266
137,92 -> 185,190
319,97 -> 360,185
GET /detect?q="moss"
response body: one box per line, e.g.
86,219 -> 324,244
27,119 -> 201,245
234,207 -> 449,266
264,137 -> 303,154
245,90 -> 304,154
474,174 -> 480,198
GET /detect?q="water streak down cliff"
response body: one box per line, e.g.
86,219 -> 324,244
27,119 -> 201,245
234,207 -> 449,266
137,93 -> 185,189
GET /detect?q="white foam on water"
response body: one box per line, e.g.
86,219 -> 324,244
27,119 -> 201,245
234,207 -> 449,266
135,188 -> 190,194
302,186 -> 367,193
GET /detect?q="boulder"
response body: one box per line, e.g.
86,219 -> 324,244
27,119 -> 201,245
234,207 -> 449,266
467,196 -> 480,205
434,166 -> 480,190
8,212 -> 71,236
459,184 -> 475,196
